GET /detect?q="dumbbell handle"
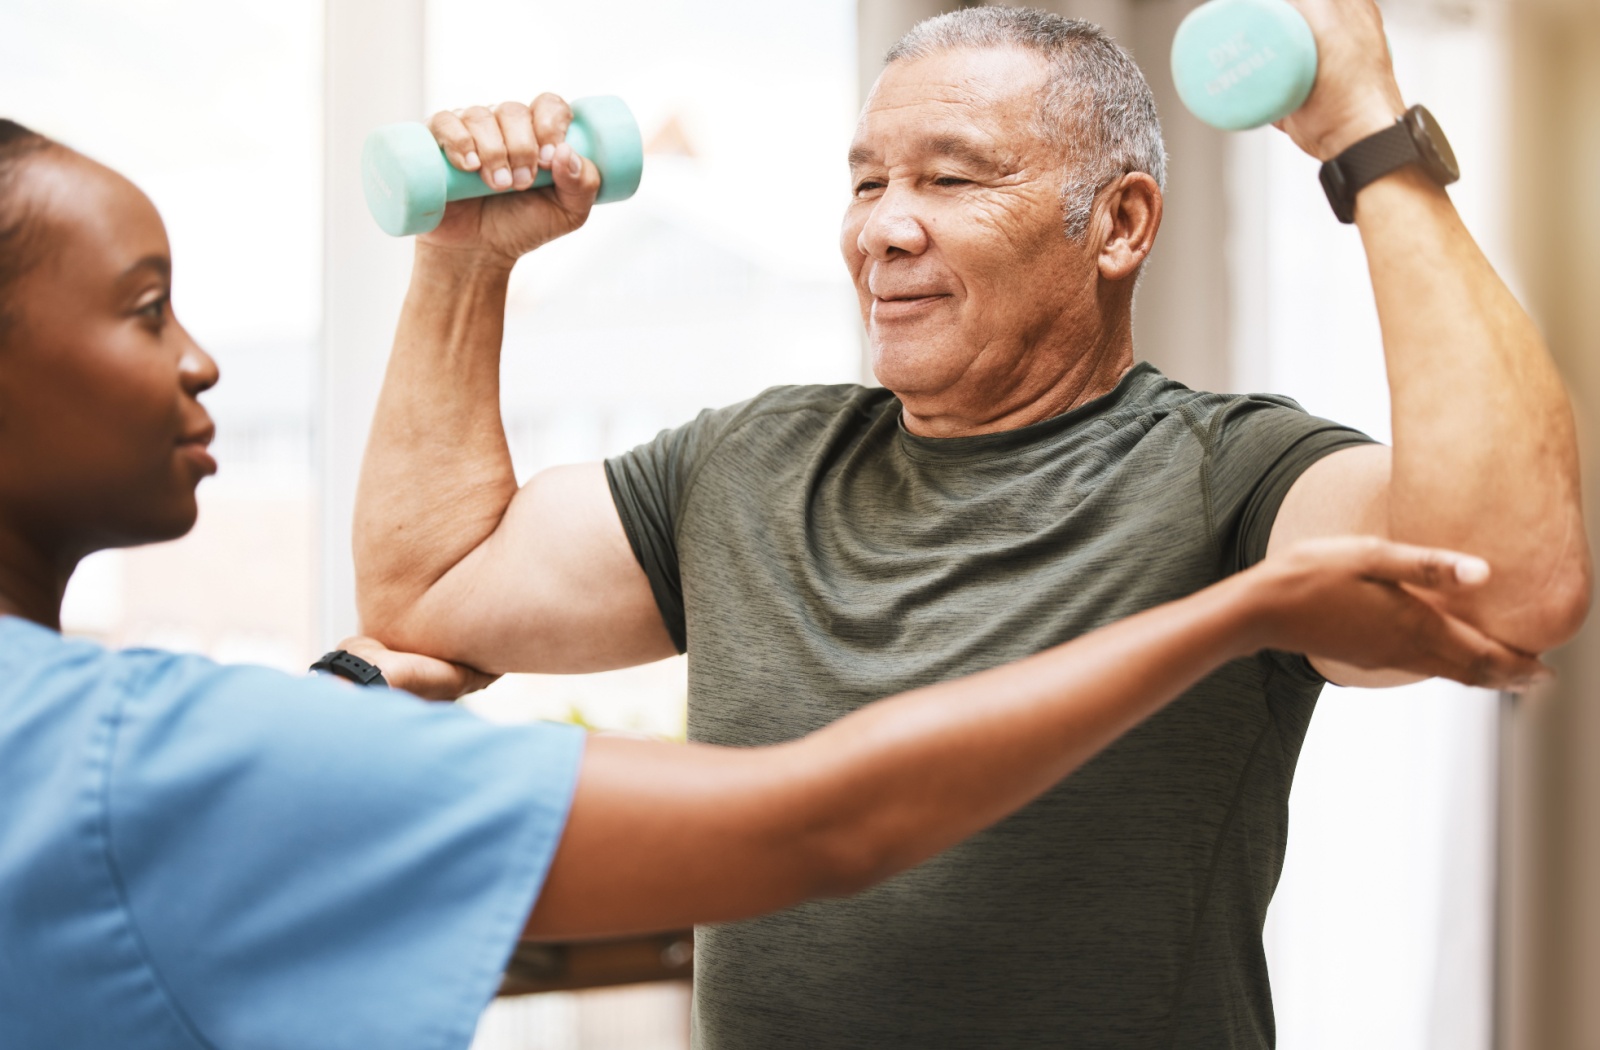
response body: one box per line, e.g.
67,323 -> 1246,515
362,95 -> 644,236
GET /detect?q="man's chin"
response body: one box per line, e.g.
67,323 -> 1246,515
869,337 -> 959,394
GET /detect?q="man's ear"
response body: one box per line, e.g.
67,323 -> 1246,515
1096,172 -> 1162,282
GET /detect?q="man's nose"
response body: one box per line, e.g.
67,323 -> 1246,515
857,186 -> 929,261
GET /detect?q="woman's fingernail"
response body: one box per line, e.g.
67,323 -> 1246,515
568,152 -> 582,177
1454,556 -> 1490,585
512,166 -> 532,187
465,151 -> 480,169
539,143 -> 555,166
493,167 -> 512,189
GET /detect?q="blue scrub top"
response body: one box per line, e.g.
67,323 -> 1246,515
0,616 -> 586,1050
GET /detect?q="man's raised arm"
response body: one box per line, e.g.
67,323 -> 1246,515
1267,0 -> 1591,672
354,96 -> 676,674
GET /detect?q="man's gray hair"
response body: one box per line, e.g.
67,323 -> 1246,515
885,7 -> 1167,239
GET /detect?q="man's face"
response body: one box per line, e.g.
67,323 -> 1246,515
842,47 -> 1098,410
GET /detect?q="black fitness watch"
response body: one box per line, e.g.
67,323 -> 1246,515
1319,104 -> 1459,224
309,649 -> 389,688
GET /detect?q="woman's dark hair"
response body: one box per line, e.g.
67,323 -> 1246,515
0,119 -> 55,346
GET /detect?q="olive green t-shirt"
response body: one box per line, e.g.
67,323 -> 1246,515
605,363 -> 1372,1049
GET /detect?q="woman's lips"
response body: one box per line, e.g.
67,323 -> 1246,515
177,425 -> 217,476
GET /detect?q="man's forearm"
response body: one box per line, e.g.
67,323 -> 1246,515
1359,167 -> 1591,648
354,246 -> 518,635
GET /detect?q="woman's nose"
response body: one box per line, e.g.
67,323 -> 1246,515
178,328 -> 219,396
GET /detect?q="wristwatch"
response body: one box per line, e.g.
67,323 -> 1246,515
309,649 -> 389,688
1319,104 -> 1459,224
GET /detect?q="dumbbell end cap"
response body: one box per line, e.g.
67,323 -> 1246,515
571,96 -> 644,205
362,123 -> 450,237
1171,0 -> 1317,131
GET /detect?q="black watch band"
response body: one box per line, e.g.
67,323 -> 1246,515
310,649 -> 389,688
1319,104 -> 1460,224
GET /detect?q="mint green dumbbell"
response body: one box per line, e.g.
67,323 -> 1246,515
1171,0 -> 1318,131
361,95 -> 644,237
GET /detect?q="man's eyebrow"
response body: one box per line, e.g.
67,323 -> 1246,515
925,135 -> 999,170
119,255 -> 171,282
847,136 -> 1000,172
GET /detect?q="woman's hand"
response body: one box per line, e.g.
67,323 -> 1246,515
418,94 -> 602,267
335,636 -> 500,701
1245,536 -> 1551,689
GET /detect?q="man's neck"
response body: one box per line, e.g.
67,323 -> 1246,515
897,324 -> 1136,439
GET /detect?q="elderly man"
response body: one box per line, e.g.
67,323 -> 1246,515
354,2 -> 1588,1047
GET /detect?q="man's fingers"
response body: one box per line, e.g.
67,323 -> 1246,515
530,92 -> 573,170
548,141 -> 601,214
459,105 -> 512,191
493,100 -> 538,190
427,111 -> 479,172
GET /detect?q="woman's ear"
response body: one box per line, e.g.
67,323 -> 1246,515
1096,172 -> 1162,283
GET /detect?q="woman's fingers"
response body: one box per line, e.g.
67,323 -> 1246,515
1416,605 -> 1550,690
1350,537 -> 1491,590
336,635 -> 500,701
1267,535 -> 1552,689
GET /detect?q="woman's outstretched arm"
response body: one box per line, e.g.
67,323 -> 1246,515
526,537 -> 1544,939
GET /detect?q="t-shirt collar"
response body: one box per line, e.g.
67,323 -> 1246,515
894,361 -> 1161,463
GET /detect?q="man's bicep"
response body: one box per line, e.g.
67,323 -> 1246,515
1267,444 -> 1420,686
1267,443 -> 1392,556
412,462 -> 678,673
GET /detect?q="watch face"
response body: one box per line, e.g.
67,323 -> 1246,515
1405,105 -> 1461,185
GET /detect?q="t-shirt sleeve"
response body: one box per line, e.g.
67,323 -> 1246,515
106,656 -> 586,1050
1203,396 -> 1376,685
1206,394 -> 1376,576
605,401 -> 749,653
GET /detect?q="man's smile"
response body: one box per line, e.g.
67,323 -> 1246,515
871,292 -> 952,323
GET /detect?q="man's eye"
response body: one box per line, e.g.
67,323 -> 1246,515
933,176 -> 970,187
854,180 -> 884,196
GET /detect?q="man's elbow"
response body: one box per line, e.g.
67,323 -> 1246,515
354,580 -> 447,657
1535,558 -> 1594,650
353,582 -> 408,646
1496,553 -> 1593,654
